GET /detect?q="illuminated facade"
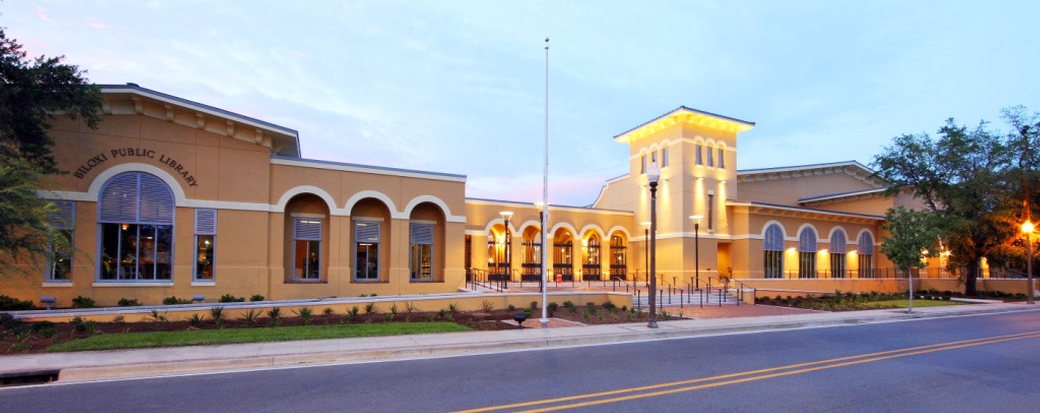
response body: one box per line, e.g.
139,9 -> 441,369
5,86 -> 929,306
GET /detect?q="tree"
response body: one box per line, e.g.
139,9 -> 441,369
880,206 -> 940,276
872,113 -> 1030,295
0,28 -> 102,270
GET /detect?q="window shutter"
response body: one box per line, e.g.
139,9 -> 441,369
50,201 -> 76,230
195,209 -> 217,235
99,172 -> 175,224
799,228 -> 817,252
764,225 -> 784,251
294,218 -> 322,241
411,223 -> 433,245
356,221 -> 381,242
138,174 -> 175,224
99,173 -> 139,222
831,231 -> 847,253
859,232 -> 874,251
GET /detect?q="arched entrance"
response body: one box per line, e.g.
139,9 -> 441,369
553,229 -> 574,282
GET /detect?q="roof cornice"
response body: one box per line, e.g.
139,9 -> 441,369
613,106 -> 755,144
728,201 -> 884,224
99,83 -> 302,158
737,160 -> 887,188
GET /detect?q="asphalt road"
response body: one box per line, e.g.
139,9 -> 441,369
2,311 -> 1038,413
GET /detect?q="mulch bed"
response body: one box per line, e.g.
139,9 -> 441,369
0,304 -> 668,355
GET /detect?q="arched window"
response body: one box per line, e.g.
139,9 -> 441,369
830,230 -> 847,278
798,227 -> 817,278
858,232 -> 875,278
98,172 -> 175,281
582,234 -> 601,281
610,235 -> 627,279
763,224 -> 784,278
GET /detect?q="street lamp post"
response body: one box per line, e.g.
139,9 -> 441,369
500,211 -> 513,288
647,161 -> 661,329
1022,220 -> 1036,305
690,215 -> 703,290
642,221 -> 651,284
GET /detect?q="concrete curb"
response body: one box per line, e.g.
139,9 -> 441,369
47,304 -> 1039,383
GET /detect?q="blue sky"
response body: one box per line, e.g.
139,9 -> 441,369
5,1 -> 1039,206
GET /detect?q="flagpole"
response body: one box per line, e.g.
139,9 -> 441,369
540,37 -> 550,326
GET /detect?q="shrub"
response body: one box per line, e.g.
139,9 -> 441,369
163,296 -> 191,305
449,302 -> 459,313
148,309 -> 168,322
384,314 -> 394,323
240,309 -> 259,325
219,294 -> 245,303
117,298 -> 141,307
249,294 -> 265,302
507,304 -> 516,312
322,307 -> 334,317
603,302 -> 617,311
71,295 -> 96,308
529,301 -> 538,310
481,300 -> 495,312
0,313 -> 26,332
0,295 -> 34,311
365,303 -> 377,314
547,302 -> 559,315
295,307 -> 313,325
390,303 -> 399,316
70,317 -> 96,334
210,306 -> 226,327
349,306 -> 360,318
30,321 -> 56,338
267,307 -> 282,326
187,313 -> 205,327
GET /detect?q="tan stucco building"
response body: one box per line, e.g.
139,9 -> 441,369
4,85 -> 943,306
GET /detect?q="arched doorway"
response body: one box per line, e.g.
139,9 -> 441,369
582,233 -> 601,281
521,225 -> 543,282
609,234 -> 627,280
553,229 -> 574,282
488,222 -> 510,281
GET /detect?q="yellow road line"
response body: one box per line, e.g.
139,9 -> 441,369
454,330 -> 1040,413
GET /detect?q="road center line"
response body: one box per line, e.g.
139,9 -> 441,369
454,330 -> 1040,413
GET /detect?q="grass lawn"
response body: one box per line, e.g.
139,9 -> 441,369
876,299 -> 967,308
47,322 -> 471,353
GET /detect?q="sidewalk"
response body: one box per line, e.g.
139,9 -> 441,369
2,302 -> 1036,384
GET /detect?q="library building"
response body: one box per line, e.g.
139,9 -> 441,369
6,84 -> 961,307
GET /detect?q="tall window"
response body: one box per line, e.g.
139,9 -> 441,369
764,224 -> 784,278
98,172 -> 174,281
695,144 -> 703,165
830,230 -> 847,278
661,147 -> 670,167
798,227 -> 817,278
640,154 -> 647,174
706,145 -> 715,167
293,217 -> 322,280
194,209 -> 216,281
410,223 -> 434,281
48,201 -> 75,281
582,235 -> 601,280
858,232 -> 875,278
610,235 -> 627,279
717,147 -> 726,169
355,220 -> 380,280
